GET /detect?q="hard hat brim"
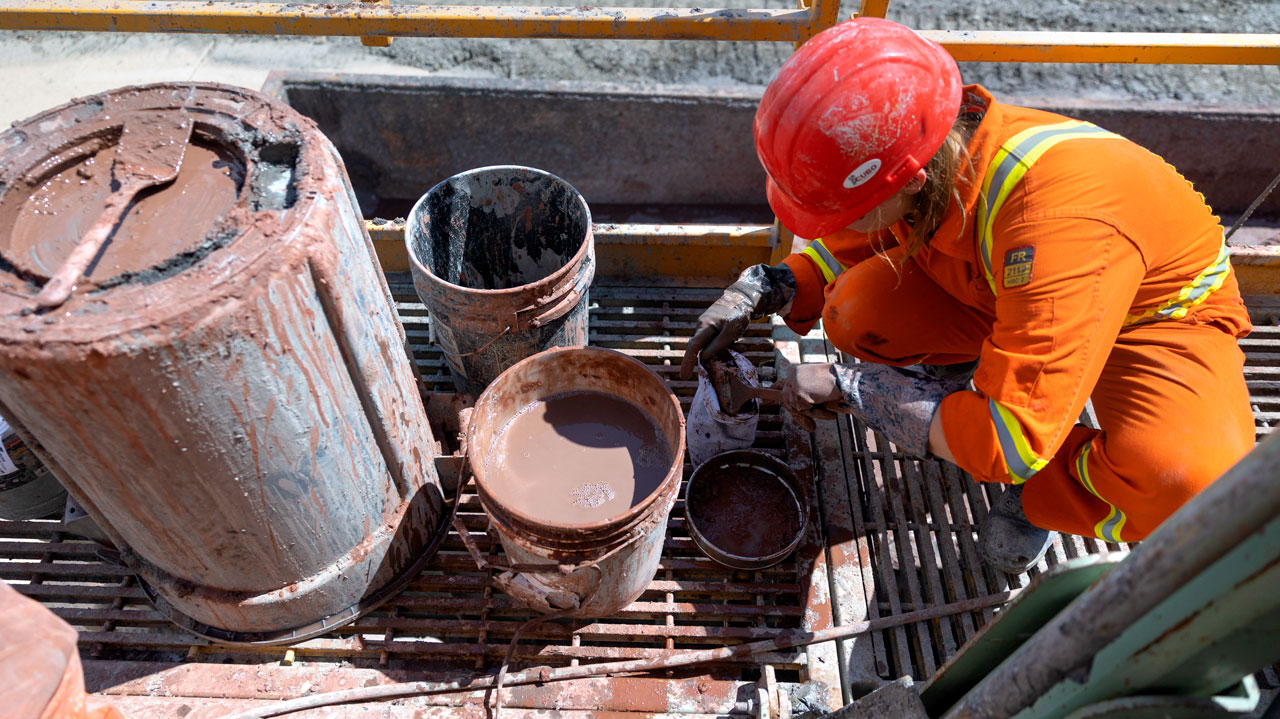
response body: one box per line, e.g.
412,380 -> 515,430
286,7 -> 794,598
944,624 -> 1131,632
766,177 -> 872,240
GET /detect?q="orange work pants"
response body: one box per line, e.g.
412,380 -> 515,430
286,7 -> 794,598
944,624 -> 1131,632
824,253 -> 1255,542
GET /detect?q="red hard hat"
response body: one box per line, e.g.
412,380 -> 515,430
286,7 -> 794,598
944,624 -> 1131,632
755,18 -> 962,239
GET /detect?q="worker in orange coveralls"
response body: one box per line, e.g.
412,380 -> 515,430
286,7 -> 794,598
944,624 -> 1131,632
681,17 -> 1255,573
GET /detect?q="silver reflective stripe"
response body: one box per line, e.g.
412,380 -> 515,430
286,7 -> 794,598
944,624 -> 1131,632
810,239 -> 846,280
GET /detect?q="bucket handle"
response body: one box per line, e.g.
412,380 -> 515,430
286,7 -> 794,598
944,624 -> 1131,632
452,470 -> 621,613
456,324 -> 511,358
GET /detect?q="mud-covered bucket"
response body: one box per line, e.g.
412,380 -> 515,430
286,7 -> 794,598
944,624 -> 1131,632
407,166 -> 594,395
467,346 -> 684,617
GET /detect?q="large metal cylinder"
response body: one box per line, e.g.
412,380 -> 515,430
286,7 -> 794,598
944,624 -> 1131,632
0,83 -> 445,643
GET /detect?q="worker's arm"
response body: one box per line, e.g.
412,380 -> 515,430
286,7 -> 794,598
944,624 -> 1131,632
779,228 -> 899,335
779,361 -> 968,457
681,227 -> 897,380
779,216 -> 1143,471
939,216 -> 1145,483
679,262 -> 796,379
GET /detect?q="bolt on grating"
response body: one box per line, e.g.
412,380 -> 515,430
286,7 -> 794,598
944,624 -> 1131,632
0,278 -> 825,708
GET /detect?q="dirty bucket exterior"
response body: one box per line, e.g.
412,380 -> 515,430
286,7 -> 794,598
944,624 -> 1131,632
467,347 -> 684,617
406,166 -> 594,396
0,417 -> 68,520
0,83 -> 445,643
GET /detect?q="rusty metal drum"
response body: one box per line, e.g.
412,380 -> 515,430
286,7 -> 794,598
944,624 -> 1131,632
406,166 -> 594,396
0,83 -> 446,643
467,347 -> 685,617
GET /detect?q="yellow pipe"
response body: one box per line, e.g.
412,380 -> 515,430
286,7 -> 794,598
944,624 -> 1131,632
0,1 -> 820,42
856,0 -> 892,19
921,30 -> 1280,65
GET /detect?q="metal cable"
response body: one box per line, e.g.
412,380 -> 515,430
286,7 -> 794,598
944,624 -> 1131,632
1225,166 -> 1280,241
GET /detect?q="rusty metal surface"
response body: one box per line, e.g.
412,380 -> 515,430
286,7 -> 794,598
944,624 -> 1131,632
1,280 -> 829,715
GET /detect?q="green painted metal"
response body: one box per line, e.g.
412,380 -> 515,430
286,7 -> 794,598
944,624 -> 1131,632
1060,675 -> 1260,719
1013,512 -> 1280,719
919,554 -> 1122,716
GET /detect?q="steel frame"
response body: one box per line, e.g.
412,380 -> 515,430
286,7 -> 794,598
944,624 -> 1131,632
2,0 -> 1279,65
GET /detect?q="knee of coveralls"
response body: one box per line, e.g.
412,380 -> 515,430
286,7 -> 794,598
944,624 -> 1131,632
1020,321 -> 1254,542
822,249 -> 988,366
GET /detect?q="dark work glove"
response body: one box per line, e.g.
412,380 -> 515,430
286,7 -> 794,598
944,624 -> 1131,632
779,361 -> 967,457
680,263 -> 796,380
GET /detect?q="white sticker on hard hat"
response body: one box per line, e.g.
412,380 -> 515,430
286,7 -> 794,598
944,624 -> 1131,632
843,159 -> 881,189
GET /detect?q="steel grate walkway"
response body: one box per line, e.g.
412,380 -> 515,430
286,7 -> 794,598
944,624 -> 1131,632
0,278 -> 838,716
1,278 -> 1276,713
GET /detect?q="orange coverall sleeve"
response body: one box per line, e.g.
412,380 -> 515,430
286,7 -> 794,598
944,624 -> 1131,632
779,228 -> 898,334
939,216 -> 1146,483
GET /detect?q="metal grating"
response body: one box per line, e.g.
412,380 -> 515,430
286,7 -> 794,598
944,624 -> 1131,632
0,277 -> 836,714
814,305 -> 1280,692
3,276 -> 1277,711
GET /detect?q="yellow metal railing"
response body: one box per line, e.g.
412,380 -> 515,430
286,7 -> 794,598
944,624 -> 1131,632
0,0 -> 837,43
2,0 -> 1278,64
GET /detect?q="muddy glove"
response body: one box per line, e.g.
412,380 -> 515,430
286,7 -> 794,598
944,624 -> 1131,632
680,263 -> 797,380
780,362 -> 966,458
779,363 -> 847,429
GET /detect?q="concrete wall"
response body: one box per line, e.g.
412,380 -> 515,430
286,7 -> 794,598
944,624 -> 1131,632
272,73 -> 1280,225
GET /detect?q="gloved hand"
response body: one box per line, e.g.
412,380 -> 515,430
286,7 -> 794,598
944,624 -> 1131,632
779,362 -> 848,430
680,263 -> 796,380
778,361 -> 968,457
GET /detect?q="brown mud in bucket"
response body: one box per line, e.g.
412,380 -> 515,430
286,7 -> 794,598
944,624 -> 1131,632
406,166 -> 594,396
684,450 -> 807,570
467,347 -> 684,617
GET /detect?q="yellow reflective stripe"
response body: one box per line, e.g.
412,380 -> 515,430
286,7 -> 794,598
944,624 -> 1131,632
1123,240 -> 1231,326
988,398 -> 1049,483
801,238 -> 847,284
977,121 -> 1125,295
1074,444 -> 1127,543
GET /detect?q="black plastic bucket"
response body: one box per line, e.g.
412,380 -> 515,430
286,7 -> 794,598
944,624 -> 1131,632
406,166 -> 594,395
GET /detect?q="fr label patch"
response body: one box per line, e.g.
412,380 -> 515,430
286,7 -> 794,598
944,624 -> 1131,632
1003,247 -> 1035,288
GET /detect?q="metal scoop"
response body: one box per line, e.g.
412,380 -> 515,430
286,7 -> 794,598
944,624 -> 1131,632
35,110 -> 194,309
706,355 -> 783,415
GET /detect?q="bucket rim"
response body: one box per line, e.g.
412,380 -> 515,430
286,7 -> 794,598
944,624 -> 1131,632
404,165 -> 594,303
467,345 -> 686,537
683,449 -> 807,570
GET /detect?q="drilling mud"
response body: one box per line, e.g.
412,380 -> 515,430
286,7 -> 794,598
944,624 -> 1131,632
684,450 -> 806,568
487,391 -> 671,525
469,346 -> 685,616
2,141 -> 242,284
688,465 -> 800,558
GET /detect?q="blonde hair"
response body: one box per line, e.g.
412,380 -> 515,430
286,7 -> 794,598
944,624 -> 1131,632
892,115 -> 979,265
